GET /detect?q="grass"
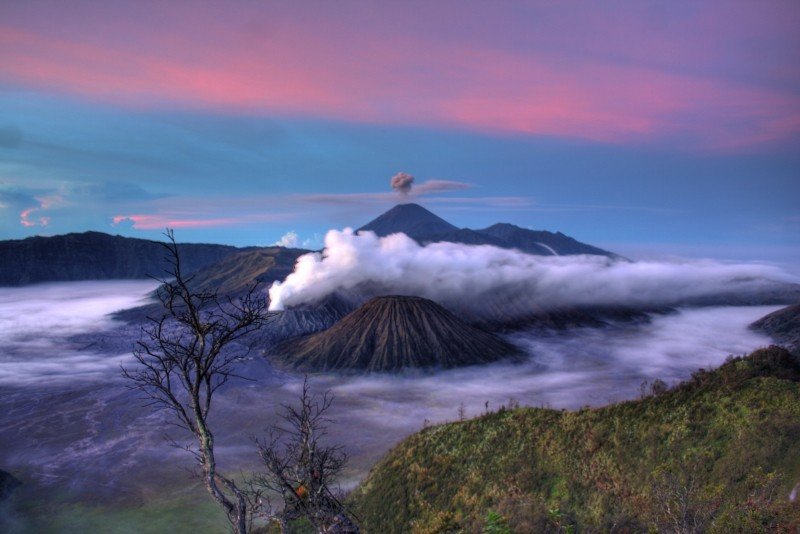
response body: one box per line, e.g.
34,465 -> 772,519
350,346 -> 800,533
1,482 -> 229,534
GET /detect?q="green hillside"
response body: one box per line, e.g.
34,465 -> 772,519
351,346 -> 800,533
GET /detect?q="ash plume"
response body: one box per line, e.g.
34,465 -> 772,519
390,172 -> 415,196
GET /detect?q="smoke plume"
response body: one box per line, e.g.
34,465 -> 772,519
268,229 -> 797,315
390,172 -> 415,195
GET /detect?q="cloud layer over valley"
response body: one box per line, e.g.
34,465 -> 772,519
0,280 -> 783,517
0,280 -> 160,386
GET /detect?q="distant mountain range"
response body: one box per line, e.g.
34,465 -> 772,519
0,204 -> 616,286
5,206 -> 799,375
358,203 -> 618,257
0,231 -> 245,286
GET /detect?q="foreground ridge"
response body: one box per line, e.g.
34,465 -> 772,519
351,346 -> 800,532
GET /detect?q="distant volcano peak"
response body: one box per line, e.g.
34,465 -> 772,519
357,203 -> 458,239
356,203 -> 618,257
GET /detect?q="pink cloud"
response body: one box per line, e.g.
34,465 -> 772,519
113,214 -> 243,230
18,194 -> 62,227
19,207 -> 49,227
1,3 -> 798,150
111,201 -> 298,230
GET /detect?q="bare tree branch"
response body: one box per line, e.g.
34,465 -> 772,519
252,377 -> 359,533
122,229 -> 270,534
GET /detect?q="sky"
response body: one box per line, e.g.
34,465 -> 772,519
0,1 -> 798,264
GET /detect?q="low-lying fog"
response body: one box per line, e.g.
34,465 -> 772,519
0,280 -> 159,386
0,279 -> 783,527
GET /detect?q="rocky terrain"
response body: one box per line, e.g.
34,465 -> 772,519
478,221 -> 619,257
270,295 -> 521,372
180,247 -> 308,296
357,202 -> 458,241
0,281 -> 786,532
255,293 -> 355,347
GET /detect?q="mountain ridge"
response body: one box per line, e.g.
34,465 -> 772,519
752,303 -> 800,355
351,345 -> 800,532
357,203 -> 618,257
356,203 -> 458,239
0,231 -> 243,286
0,204 -> 619,287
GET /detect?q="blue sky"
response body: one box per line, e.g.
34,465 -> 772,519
1,1 -> 798,265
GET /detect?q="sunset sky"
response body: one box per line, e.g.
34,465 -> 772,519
1,1 -> 798,263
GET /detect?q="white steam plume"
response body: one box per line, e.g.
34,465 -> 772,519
274,231 -> 299,248
268,229 -> 797,314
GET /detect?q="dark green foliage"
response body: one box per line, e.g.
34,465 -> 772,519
351,346 -> 800,533
483,511 -> 511,534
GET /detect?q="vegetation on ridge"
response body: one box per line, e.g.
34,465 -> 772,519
351,346 -> 800,533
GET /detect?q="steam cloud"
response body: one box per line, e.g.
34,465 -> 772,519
274,231 -> 299,248
268,229 -> 797,315
390,172 -> 415,195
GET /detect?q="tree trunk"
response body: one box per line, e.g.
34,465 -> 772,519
198,422 -> 247,533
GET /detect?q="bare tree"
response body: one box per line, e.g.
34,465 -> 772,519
122,229 -> 270,533
651,466 -> 719,534
253,377 -> 359,533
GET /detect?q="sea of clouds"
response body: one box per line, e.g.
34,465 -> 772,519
0,280 -> 160,386
0,276 -> 784,508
